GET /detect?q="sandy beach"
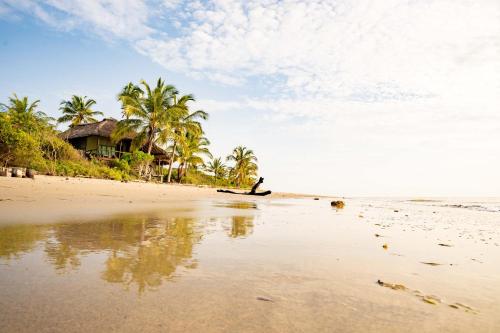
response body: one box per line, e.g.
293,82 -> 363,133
1,176 -> 499,332
0,176 -> 315,224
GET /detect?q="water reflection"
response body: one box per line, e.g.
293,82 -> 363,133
215,201 -> 258,210
0,216 -> 207,293
0,205 -> 259,293
228,216 -> 254,238
0,224 -> 45,259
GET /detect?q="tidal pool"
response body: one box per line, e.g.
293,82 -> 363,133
1,198 -> 499,332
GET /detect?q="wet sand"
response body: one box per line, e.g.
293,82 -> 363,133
0,177 -> 499,332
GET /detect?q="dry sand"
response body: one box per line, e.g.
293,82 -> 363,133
0,175 -> 318,224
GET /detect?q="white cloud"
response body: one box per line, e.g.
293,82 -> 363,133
135,0 -> 500,105
4,0 -> 499,109
0,0 -> 154,39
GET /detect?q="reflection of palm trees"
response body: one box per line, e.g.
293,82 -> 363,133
102,217 -> 201,293
228,216 -> 254,238
0,225 -> 46,259
0,216 -> 203,293
0,211 -> 258,293
44,241 -> 81,272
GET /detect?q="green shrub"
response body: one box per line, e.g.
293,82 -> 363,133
112,158 -> 131,174
120,150 -> 153,177
0,118 -> 43,167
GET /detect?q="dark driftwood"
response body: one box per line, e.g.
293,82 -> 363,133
217,177 -> 272,196
217,189 -> 272,196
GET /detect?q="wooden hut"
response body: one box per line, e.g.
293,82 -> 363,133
60,118 -> 169,165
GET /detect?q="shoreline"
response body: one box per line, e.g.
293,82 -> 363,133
0,175 -> 331,225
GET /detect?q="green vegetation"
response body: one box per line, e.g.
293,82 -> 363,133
0,77 -> 260,188
205,157 -> 227,184
0,94 -> 127,180
226,146 -> 258,187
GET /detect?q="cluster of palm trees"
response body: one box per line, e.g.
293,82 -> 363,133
206,146 -> 258,187
52,77 -> 259,186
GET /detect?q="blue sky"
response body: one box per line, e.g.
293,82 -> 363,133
1,0 -> 499,196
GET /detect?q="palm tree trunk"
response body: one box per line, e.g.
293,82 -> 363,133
146,141 -> 154,181
166,140 -> 176,183
177,162 -> 184,182
179,162 -> 188,182
147,139 -> 153,155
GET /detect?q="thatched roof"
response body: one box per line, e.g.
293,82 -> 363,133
60,118 -> 169,158
60,118 -> 134,140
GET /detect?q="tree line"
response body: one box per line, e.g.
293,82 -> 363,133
0,78 -> 258,187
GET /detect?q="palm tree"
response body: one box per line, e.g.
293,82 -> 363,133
114,78 -> 179,155
226,146 -> 258,187
174,132 -> 212,182
205,157 -> 226,184
117,83 -> 143,119
1,94 -> 52,133
163,98 -> 209,183
57,95 -> 103,127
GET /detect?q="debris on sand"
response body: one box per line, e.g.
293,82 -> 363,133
449,303 -> 476,313
314,198 -> 319,200
256,296 -> 274,302
374,234 -> 382,237
421,295 -> 441,305
421,262 -> 442,266
438,243 -> 453,247
377,280 -> 477,313
331,200 -> 345,208
382,244 -> 388,250
377,280 -> 407,290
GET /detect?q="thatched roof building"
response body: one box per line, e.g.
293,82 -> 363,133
60,118 -> 169,164
60,118 -> 134,141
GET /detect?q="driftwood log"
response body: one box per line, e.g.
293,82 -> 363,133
217,177 -> 272,196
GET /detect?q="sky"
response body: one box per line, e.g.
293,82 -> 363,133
0,0 -> 499,196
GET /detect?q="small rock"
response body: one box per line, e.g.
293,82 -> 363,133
331,200 -> 345,208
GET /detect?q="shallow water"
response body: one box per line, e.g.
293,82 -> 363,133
1,198 -> 499,332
